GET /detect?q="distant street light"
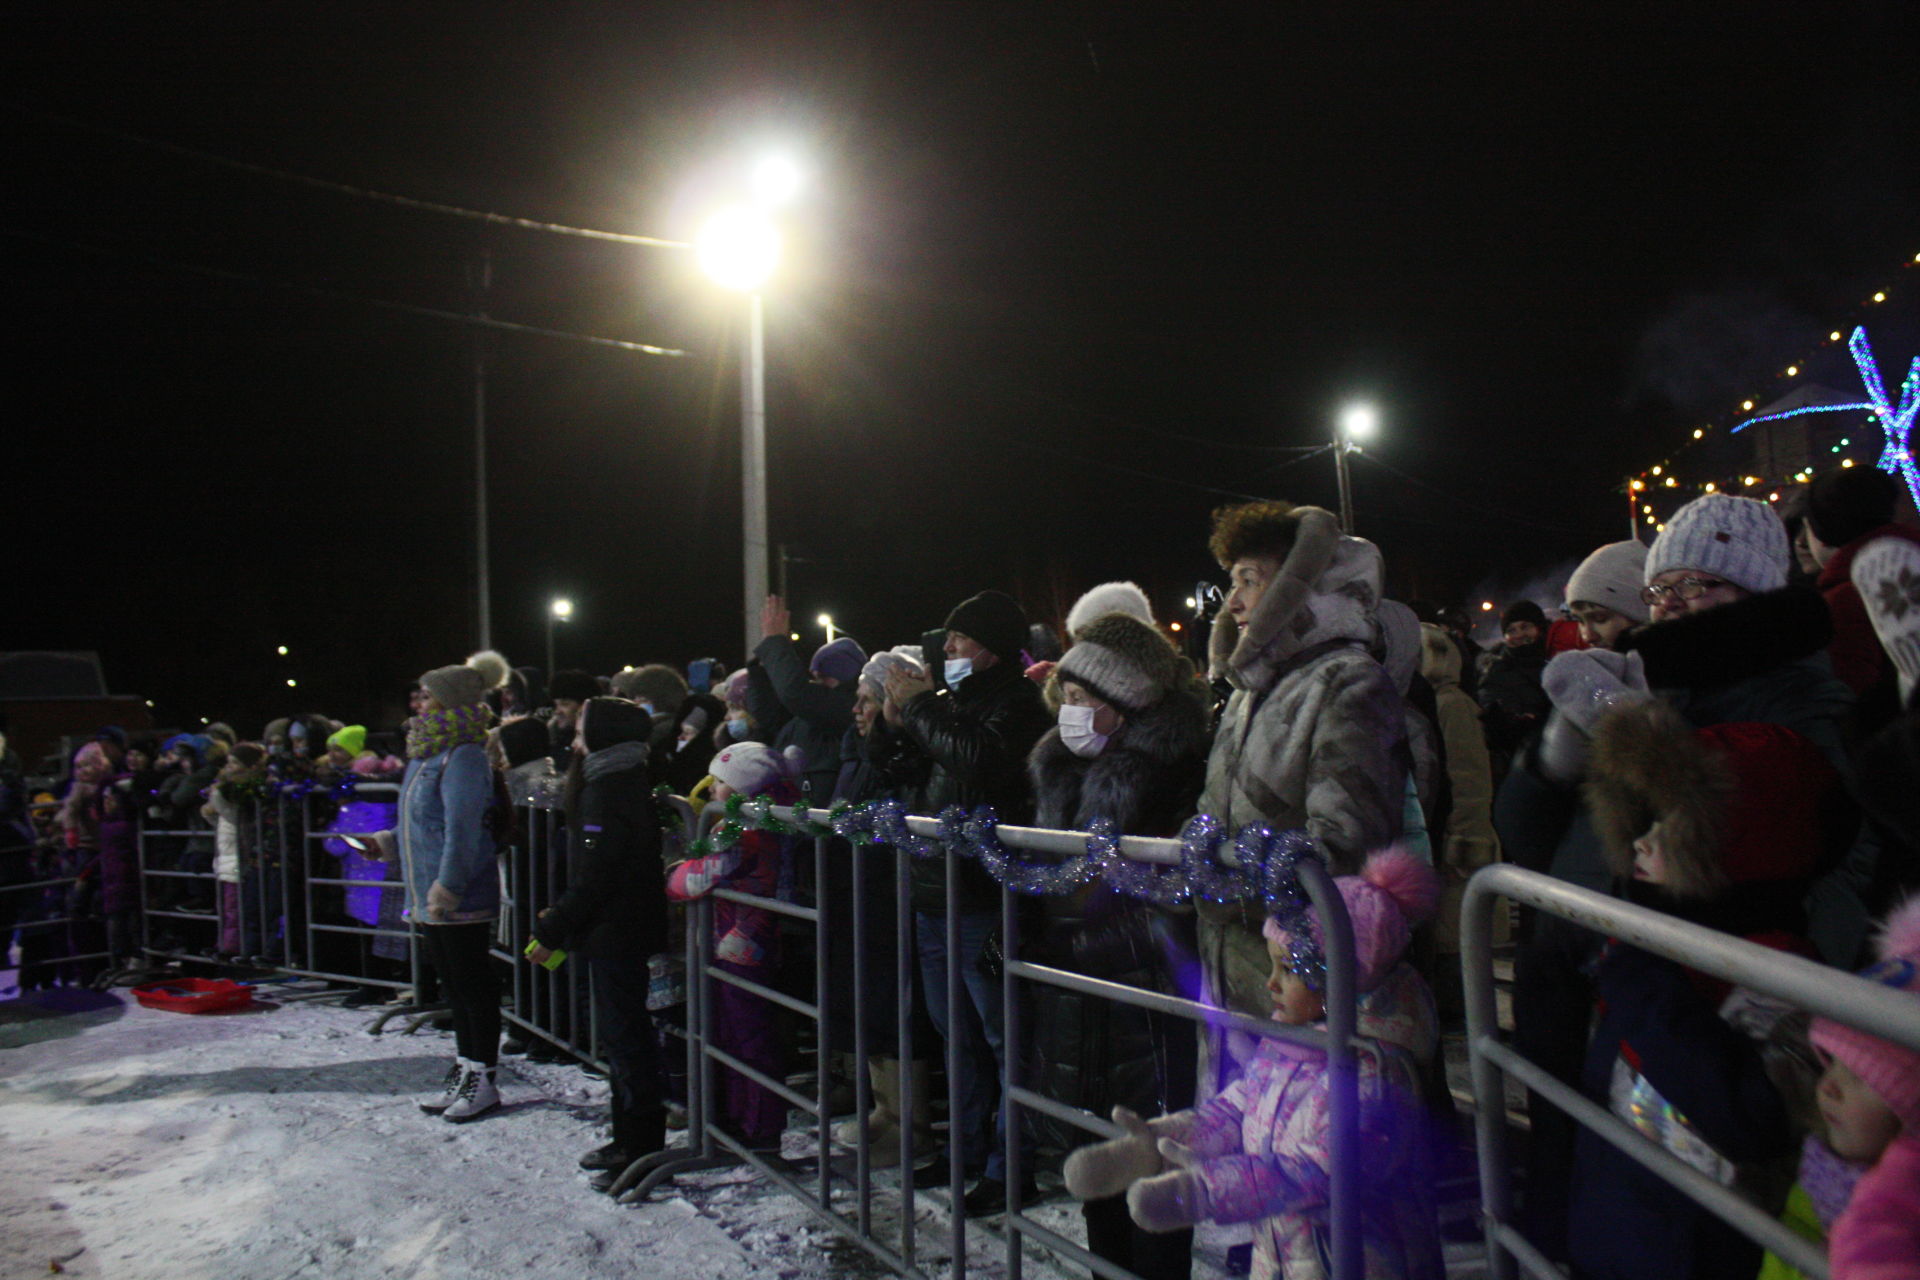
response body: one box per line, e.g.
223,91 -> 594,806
547,597 -> 574,676
817,612 -> 837,642
1333,402 -> 1378,534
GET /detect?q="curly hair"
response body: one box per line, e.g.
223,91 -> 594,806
1208,500 -> 1299,568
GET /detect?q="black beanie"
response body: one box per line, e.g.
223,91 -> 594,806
1500,599 -> 1547,631
548,669 -> 600,704
497,718 -> 551,769
582,697 -> 654,753
944,590 -> 1030,661
1807,466 -> 1900,550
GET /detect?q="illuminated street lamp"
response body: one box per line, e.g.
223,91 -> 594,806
1334,403 -> 1377,534
817,612 -> 837,643
546,596 -> 574,676
699,204 -> 783,658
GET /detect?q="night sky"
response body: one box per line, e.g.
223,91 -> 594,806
8,2 -> 1919,734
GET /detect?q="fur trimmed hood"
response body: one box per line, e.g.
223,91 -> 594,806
1585,699 -> 1839,901
1208,505 -> 1384,693
1620,586 -> 1832,692
1030,684 -> 1210,835
1418,623 -> 1463,691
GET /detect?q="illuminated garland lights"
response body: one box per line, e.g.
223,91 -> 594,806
651,788 -> 1331,987
1625,249 -> 1920,523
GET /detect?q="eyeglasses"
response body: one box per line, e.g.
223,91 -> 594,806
1639,577 -> 1731,606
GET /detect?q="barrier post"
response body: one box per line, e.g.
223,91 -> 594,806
1000,879 -> 1023,1280
944,838 -> 965,1279
851,835 -> 872,1233
814,830 -> 832,1209
895,837 -> 917,1267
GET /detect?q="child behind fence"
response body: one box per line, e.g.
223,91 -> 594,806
203,743 -> 267,960
1064,849 -> 1445,1280
666,742 -> 804,1150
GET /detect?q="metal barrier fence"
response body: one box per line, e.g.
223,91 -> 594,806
3,803 -> 115,980
1462,863 -> 1920,1280
615,803 -> 1365,1280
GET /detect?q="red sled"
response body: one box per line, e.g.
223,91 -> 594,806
132,977 -> 255,1014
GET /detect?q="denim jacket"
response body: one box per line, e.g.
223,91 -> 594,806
399,742 -> 498,923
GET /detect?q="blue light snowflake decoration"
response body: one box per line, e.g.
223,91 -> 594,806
1734,326 -> 1920,506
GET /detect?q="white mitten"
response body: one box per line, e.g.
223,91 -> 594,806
1064,1107 -> 1165,1201
1853,535 -> 1920,703
1126,1139 -> 1211,1233
1542,648 -> 1651,734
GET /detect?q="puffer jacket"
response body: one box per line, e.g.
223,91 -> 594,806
398,742 -> 498,923
1198,506 -> 1407,1053
1163,963 -> 1443,1280
207,789 -> 248,884
1025,684 -> 1210,1151
898,659 -> 1052,914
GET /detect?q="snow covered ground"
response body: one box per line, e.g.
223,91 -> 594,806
0,978 -> 1491,1280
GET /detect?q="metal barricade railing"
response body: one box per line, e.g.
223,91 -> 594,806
492,800 -> 603,1069
618,803 -> 1364,1280
1462,863 -> 1920,1280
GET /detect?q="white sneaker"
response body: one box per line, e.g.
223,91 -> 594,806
441,1060 -> 500,1124
418,1060 -> 465,1115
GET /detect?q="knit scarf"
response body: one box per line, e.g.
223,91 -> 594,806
583,740 -> 649,782
406,704 -> 492,760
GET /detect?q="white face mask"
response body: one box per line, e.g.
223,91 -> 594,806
943,657 -> 973,690
1057,703 -> 1109,758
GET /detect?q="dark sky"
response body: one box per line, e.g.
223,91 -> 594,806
7,2 -> 1919,733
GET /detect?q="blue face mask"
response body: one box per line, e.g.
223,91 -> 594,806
943,657 -> 973,689
725,716 -> 749,740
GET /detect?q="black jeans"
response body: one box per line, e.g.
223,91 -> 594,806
588,945 -> 666,1126
423,922 -> 501,1067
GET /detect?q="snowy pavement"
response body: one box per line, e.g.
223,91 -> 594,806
0,981 -> 1490,1280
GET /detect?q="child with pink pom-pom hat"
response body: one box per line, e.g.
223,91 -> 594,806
1062,849 -> 1445,1280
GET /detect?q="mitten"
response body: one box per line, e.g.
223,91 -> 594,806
1542,649 -> 1650,734
1064,1107 -> 1164,1201
714,928 -> 765,966
673,848 -> 742,899
1127,1139 -> 1212,1233
1853,534 -> 1920,702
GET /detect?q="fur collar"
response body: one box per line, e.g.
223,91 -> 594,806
1208,506 -> 1383,693
1585,700 -> 1735,900
1621,587 -> 1832,692
1029,687 -> 1210,834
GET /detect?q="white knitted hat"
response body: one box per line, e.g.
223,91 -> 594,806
1065,581 -> 1155,637
1645,494 -> 1788,595
1566,541 -> 1652,622
707,742 -> 805,797
858,648 -> 927,700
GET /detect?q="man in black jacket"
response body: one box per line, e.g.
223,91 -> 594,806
528,697 -> 667,1191
884,589 -> 1051,1216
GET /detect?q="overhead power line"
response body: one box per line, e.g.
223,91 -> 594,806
1,226 -> 692,357
24,105 -> 690,249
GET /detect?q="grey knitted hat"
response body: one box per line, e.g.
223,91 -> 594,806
1566,541 -> 1652,623
1055,612 -> 1185,713
420,664 -> 490,709
1646,494 -> 1788,595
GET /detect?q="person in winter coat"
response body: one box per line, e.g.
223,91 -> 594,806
1030,605 -> 1210,1280
1376,600 -> 1441,863
883,588 -> 1054,1215
527,697 -> 670,1192
204,743 -> 268,959
1476,600 -> 1552,782
1197,501 -> 1407,1091
827,648 -> 935,1165
1568,698 -> 1842,1280
1804,898 -> 1920,1280
1562,540 -> 1650,652
1417,624 -> 1499,1007
547,669 -> 600,762
746,595 -> 863,802
609,663 -> 687,762
1498,494 -> 1853,1259
403,653 -> 508,1124
1803,465 -> 1919,706
1063,851 -> 1445,1280
667,741 -> 803,1149
662,692 -> 728,797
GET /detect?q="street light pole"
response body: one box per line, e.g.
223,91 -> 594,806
742,293 -> 769,660
1334,403 -> 1377,535
546,598 -> 573,677
470,252 -> 493,649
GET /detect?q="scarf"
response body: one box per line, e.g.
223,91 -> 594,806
406,704 -> 492,760
583,739 -> 649,782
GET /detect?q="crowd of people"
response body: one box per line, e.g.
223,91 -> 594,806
6,469 -> 1920,1280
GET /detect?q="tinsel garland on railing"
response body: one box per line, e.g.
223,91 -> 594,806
649,786 -> 1330,986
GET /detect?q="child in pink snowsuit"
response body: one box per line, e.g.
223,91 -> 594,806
667,742 -> 803,1149
1807,898 -> 1920,1280
1065,849 -> 1445,1280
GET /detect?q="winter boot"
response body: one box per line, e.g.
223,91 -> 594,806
832,1056 -> 900,1151
441,1059 -> 501,1123
418,1059 -> 467,1115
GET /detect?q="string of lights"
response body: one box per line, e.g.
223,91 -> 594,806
0,225 -> 692,357
1623,246 -> 1920,531
24,105 -> 690,249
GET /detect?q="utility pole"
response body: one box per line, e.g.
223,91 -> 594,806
470,251 -> 494,650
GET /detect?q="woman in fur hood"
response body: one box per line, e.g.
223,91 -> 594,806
1196,501 -> 1408,1096
1028,603 -> 1211,1280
